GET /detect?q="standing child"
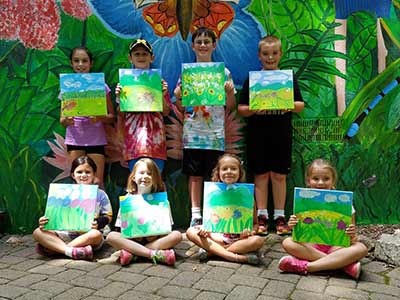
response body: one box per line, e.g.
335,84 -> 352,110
238,35 -> 304,235
106,158 -> 182,266
186,154 -> 265,264
33,156 -> 112,260
174,27 -> 236,227
278,159 -> 368,279
61,47 -> 115,188
116,39 -> 171,172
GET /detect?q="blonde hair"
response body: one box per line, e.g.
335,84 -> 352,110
211,153 -> 246,183
126,158 -> 165,194
258,35 -> 282,52
305,159 -> 337,187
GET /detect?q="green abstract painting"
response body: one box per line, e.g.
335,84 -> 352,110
119,68 -> 162,112
249,70 -> 294,110
181,62 -> 225,106
44,184 -> 98,232
60,73 -> 107,117
203,182 -> 254,234
293,187 -> 353,247
120,192 -> 172,238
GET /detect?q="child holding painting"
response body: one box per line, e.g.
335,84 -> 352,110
174,27 -> 236,227
278,159 -> 368,279
60,47 -> 115,189
106,158 -> 182,266
238,35 -> 304,235
33,156 -> 112,260
186,154 -> 265,264
115,39 -> 171,172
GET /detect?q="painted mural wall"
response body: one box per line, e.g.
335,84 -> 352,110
0,0 -> 399,233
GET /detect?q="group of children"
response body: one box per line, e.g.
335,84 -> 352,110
33,27 -> 367,279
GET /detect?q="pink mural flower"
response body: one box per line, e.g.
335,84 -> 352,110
0,0 -> 19,40
43,132 -> 71,182
166,105 -> 244,160
16,0 -> 61,50
61,0 -> 92,21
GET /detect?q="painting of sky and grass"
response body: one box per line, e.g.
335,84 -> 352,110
182,62 -> 225,106
249,70 -> 294,110
293,187 -> 353,247
120,192 -> 172,238
119,69 -> 162,112
60,73 -> 107,117
44,184 -> 98,232
203,182 -> 254,234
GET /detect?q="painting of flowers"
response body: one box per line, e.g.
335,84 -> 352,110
44,183 -> 98,231
203,182 -> 254,234
293,187 -> 353,247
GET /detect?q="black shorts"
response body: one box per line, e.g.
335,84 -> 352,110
182,148 -> 223,178
247,132 -> 292,175
66,145 -> 105,155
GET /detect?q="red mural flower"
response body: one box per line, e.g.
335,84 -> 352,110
0,0 -> 92,50
16,0 -> 61,50
61,0 -> 92,21
0,0 -> 19,40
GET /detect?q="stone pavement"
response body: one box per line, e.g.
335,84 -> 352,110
1,233 -> 400,300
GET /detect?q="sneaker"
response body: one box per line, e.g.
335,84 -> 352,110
275,216 -> 291,235
197,248 -> 208,262
71,245 -> 93,260
35,243 -> 57,257
190,218 -> 203,227
245,253 -> 260,265
278,255 -> 308,274
343,261 -> 361,279
151,249 -> 176,265
119,249 -> 136,266
257,214 -> 268,235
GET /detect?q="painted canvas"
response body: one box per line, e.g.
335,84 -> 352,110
293,187 -> 353,247
60,73 -> 107,117
181,62 -> 225,106
249,70 -> 294,110
119,69 -> 162,112
120,192 -> 172,238
203,182 -> 254,234
44,183 -> 98,231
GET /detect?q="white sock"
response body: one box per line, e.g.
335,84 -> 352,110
257,209 -> 268,218
64,247 -> 73,258
274,210 -> 285,220
191,207 -> 201,220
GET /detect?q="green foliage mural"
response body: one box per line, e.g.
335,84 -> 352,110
0,0 -> 399,233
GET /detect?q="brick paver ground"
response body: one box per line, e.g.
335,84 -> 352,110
1,233 -> 399,300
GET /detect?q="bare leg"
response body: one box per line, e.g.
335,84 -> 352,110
189,175 -> 203,209
254,172 -> 270,210
67,229 -> 103,248
270,172 -> 286,210
87,153 -> 106,189
145,231 -> 182,250
226,236 -> 265,254
33,228 -> 69,254
106,231 -> 153,258
282,237 -> 327,261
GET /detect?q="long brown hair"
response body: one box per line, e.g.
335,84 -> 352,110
126,158 -> 165,194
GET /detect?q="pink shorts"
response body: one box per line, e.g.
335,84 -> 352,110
313,244 -> 333,254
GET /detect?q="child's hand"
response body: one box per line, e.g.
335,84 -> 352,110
224,81 -> 234,95
240,228 -> 252,239
91,220 -> 99,230
345,224 -> 358,243
197,227 -> 209,238
174,84 -> 182,99
60,117 -> 74,127
115,83 -> 122,97
287,215 -> 298,229
38,216 -> 49,229
162,80 -> 168,95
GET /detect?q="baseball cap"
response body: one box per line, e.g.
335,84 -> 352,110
129,38 -> 153,54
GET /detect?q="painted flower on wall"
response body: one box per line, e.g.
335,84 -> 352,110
43,132 -> 71,182
0,0 -> 92,50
